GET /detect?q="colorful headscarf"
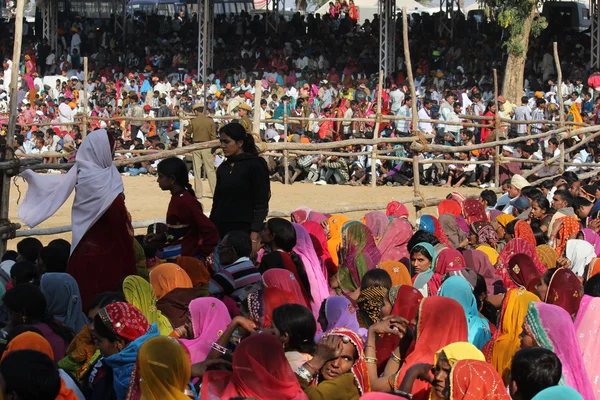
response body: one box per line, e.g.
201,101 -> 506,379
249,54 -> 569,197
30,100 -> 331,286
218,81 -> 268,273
40,272 -> 87,334
496,238 -> 546,290
293,223 -> 330,318
247,287 -> 297,329
149,263 -> 193,300
439,276 -> 492,349
531,386 -> 584,400
439,214 -> 467,249
536,245 -> 558,270
462,198 -> 488,225
581,228 -> 600,256
379,261 -> 412,287
291,207 -> 312,224
565,239 -> 596,277
419,215 -> 435,233
574,295 -> 600,399
450,360 -> 511,400
482,289 -> 540,382
555,216 -> 580,256
357,285 -> 387,326
327,214 -> 350,266
98,302 -> 150,342
476,245 -> 499,266
544,267 -> 582,316
427,248 -> 466,296
122,276 -> 174,336
179,298 -> 231,364
524,302 -> 595,399
302,221 -> 336,277
434,342 -> 485,367
201,333 -> 308,400
323,327 -> 370,395
394,297 -> 469,394
449,192 -> 467,207
495,214 -> 515,228
462,250 -> 503,295
175,256 -> 211,287
362,211 -> 389,242
375,285 -> 423,369
412,242 -> 438,293
471,221 -> 498,246
127,336 -> 191,400
507,253 -> 544,293
378,218 -> 412,264
386,201 -> 409,218
420,215 -> 451,247
337,222 -> 381,293
438,199 -> 462,216
263,268 -> 310,309
514,220 -> 536,248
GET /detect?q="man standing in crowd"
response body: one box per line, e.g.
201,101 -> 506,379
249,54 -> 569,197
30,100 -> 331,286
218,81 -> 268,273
187,103 -> 217,199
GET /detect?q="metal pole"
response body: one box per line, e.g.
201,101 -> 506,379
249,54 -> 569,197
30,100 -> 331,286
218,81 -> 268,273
1,0 -> 25,254
82,57 -> 89,138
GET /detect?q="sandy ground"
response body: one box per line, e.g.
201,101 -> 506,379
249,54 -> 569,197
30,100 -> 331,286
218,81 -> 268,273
7,176 -> 483,250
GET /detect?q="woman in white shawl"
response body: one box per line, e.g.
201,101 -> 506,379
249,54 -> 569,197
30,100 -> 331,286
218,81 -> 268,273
18,129 -> 137,309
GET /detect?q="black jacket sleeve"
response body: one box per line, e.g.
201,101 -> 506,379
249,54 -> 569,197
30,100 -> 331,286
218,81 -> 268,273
250,158 -> 271,232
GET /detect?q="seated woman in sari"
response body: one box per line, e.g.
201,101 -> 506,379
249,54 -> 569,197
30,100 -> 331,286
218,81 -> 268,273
87,302 -> 159,400
122,276 -> 174,336
295,327 -> 370,400
521,302 -> 594,399
149,263 -> 199,328
535,267 -> 583,318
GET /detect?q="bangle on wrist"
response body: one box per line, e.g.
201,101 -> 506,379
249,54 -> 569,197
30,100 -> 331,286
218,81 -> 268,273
365,357 -> 378,365
393,390 -> 413,399
390,351 -> 402,363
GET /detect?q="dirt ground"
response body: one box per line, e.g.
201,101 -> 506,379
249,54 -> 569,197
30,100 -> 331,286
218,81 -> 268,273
7,176 -> 483,250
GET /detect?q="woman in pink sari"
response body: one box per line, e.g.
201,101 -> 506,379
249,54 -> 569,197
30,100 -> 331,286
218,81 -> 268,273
263,268 -> 310,310
362,211 -> 388,243
378,217 -> 412,266
495,238 -> 546,290
523,302 -> 595,399
581,228 -> 600,256
302,221 -> 336,278
386,201 -> 409,218
575,295 -> 600,399
292,223 -> 330,319
179,298 -> 231,364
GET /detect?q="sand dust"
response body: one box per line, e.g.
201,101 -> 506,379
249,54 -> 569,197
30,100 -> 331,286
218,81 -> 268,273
7,176 -> 483,250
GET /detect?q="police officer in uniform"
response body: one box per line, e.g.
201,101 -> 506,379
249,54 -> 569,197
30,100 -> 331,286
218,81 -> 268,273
237,103 -> 253,133
186,103 -> 217,199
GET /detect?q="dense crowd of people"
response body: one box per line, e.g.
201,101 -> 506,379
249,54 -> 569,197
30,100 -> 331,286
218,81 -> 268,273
0,121 -> 599,399
1,7 -> 597,188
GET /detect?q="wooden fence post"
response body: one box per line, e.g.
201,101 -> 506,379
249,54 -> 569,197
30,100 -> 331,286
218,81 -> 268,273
82,57 -> 88,138
553,42 -> 566,173
253,80 -> 263,140
0,0 -> 25,255
178,113 -> 184,148
493,69 -> 500,189
283,149 -> 289,185
370,71 -> 383,188
403,7 -> 421,209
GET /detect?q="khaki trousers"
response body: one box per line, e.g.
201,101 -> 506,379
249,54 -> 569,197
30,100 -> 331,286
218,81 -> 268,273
192,148 -> 216,198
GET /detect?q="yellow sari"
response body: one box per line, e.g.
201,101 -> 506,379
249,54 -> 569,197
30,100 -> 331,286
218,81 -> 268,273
379,261 -> 412,286
122,276 -> 174,335
327,214 -> 349,266
482,289 -> 540,383
429,342 -> 485,399
567,102 -> 583,129
476,245 -> 499,266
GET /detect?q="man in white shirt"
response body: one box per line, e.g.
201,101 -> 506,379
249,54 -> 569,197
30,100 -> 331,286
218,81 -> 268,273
58,98 -> 75,123
389,85 -> 405,115
417,99 -> 433,134
513,96 -> 531,136
397,97 -> 412,136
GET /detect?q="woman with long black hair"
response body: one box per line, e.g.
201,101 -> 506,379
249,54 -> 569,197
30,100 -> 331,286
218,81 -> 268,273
145,156 -> 219,261
210,122 -> 271,258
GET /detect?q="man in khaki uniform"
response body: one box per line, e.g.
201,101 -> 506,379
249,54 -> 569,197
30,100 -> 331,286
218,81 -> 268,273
237,103 -> 253,133
186,103 -> 216,199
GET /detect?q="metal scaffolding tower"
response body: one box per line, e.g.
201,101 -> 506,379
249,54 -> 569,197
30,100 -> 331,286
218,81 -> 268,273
41,0 -> 58,51
197,0 -> 213,81
265,0 -> 284,33
438,0 -> 459,40
113,0 -> 131,44
379,0 -> 396,78
592,0 -> 600,68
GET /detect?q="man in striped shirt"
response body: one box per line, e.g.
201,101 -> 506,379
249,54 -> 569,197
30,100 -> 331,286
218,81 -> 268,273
209,231 -> 262,299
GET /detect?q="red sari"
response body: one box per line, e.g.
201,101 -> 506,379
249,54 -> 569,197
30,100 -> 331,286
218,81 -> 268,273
67,194 -> 137,310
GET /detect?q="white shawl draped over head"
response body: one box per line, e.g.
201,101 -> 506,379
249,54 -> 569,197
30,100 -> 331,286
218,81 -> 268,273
18,129 -> 124,254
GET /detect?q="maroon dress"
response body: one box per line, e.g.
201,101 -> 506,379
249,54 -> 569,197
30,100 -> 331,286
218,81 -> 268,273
67,194 -> 136,310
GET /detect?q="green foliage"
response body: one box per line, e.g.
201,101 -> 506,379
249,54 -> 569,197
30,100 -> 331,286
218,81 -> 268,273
479,0 -> 547,56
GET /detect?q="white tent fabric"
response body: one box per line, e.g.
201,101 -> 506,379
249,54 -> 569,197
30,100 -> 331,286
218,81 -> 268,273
315,0 -> 428,24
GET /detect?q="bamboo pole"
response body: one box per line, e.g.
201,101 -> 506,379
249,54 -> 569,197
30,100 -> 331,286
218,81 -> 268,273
283,149 -> 289,185
0,0 -> 25,254
553,42 -> 566,173
253,80 -> 262,139
403,7 -> 420,201
371,71 -> 383,188
493,69 -> 500,188
178,113 -> 184,148
82,57 -> 89,138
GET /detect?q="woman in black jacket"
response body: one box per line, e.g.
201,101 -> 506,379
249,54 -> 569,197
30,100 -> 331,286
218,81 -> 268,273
210,123 -> 271,257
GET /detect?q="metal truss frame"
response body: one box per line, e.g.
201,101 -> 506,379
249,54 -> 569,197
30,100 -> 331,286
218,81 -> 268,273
379,0 -> 396,78
41,0 -> 58,51
592,0 -> 600,68
438,0 -> 458,40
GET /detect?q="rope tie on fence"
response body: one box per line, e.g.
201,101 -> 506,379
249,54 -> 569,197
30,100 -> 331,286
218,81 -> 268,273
3,147 -> 19,177
0,219 -> 17,240
416,132 -> 430,152
415,190 -> 429,208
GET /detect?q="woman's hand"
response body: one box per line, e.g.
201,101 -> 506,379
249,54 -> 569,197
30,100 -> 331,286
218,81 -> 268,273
369,316 -> 408,337
407,363 -> 434,383
191,359 -> 232,378
314,335 -> 343,363
557,257 -> 572,269
250,232 -> 260,261
232,316 -> 257,334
